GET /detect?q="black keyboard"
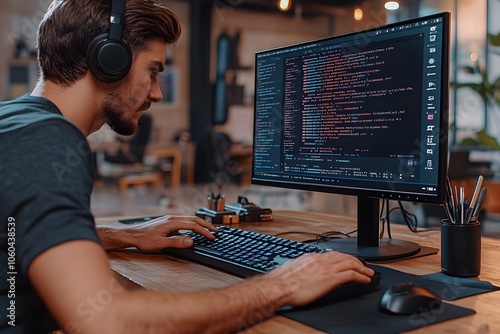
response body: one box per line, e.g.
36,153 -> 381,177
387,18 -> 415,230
162,226 -> 381,290
162,226 -> 381,304
162,225 -> 324,277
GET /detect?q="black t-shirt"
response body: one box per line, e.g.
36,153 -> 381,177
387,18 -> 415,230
0,95 -> 100,333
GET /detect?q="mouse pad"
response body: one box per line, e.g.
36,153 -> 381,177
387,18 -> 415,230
420,272 -> 500,299
276,265 -> 489,334
371,265 -> 499,301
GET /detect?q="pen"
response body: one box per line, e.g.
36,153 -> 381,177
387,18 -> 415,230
446,178 -> 456,215
464,206 -> 473,224
457,187 -> 466,224
444,201 -> 455,224
454,186 -> 459,210
468,175 -> 484,218
471,187 -> 487,221
461,202 -> 466,224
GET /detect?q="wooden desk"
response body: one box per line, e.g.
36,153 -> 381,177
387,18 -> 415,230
103,210 -> 500,333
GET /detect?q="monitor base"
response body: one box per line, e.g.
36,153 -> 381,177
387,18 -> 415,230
321,238 -> 421,261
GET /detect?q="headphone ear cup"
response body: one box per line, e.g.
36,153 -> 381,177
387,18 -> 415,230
86,33 -> 132,83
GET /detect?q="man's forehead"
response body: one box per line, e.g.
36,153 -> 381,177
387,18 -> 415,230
135,41 -> 167,64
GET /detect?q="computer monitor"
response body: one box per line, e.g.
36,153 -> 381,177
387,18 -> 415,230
252,12 -> 450,261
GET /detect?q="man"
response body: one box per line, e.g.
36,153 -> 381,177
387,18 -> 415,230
0,0 -> 374,333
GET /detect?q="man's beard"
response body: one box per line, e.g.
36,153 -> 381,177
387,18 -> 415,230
101,87 -> 147,136
101,77 -> 152,135
102,95 -> 138,136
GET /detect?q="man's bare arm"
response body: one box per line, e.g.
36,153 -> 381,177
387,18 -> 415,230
29,240 -> 374,333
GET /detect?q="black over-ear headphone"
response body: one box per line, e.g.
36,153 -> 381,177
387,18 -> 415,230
86,0 -> 132,83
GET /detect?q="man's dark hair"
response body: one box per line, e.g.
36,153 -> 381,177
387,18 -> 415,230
37,0 -> 181,86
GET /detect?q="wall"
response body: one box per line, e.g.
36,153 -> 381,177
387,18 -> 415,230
487,0 -> 500,139
147,0 -> 190,145
209,8 -> 349,144
0,0 -> 50,100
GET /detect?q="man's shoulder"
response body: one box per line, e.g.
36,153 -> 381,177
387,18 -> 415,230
0,94 -> 71,133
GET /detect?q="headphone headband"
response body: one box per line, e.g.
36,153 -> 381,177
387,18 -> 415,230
109,0 -> 126,41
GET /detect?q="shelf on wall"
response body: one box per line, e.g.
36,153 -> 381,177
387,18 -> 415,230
6,58 -> 38,100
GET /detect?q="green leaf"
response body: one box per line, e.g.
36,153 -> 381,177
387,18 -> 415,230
488,32 -> 500,47
460,137 -> 479,147
493,77 -> 500,104
476,130 -> 500,150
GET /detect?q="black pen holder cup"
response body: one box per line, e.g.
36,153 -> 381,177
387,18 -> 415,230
441,219 -> 481,278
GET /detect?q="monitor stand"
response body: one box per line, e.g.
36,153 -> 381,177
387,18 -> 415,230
323,197 -> 421,261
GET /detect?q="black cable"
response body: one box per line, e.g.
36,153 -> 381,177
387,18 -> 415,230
386,198 -> 392,239
273,229 -> 357,244
381,199 -> 437,237
379,199 -> 386,239
398,200 -> 418,232
274,200 -> 435,245
390,201 -> 433,233
318,230 -> 356,242
273,231 -> 324,238
379,198 -> 392,239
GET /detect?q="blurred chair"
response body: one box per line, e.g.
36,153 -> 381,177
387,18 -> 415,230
96,114 -> 163,191
208,130 -> 252,185
102,114 -> 152,170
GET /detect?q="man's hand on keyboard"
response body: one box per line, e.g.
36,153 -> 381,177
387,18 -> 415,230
97,216 -> 219,251
266,251 -> 375,307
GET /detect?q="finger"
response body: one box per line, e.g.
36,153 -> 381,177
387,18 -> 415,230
165,221 -> 217,240
334,267 -> 374,284
186,224 -> 217,240
160,235 -> 194,249
326,254 -> 375,281
321,251 -> 370,271
156,215 -> 219,232
307,252 -> 375,281
175,216 -> 220,232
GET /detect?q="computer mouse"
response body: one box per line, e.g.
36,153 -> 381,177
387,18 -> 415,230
378,282 -> 442,315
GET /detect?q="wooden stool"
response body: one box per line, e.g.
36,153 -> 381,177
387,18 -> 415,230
118,172 -> 163,192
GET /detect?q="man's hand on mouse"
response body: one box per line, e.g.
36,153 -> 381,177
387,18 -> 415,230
264,251 -> 375,307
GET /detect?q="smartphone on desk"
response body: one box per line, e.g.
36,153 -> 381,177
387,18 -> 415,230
118,216 -> 162,224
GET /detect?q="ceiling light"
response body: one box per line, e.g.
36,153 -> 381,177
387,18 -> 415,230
470,52 -> 479,62
354,6 -> 363,21
385,1 -> 400,11
278,0 -> 292,11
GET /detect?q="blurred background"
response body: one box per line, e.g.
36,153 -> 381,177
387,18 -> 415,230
2,0 -> 500,235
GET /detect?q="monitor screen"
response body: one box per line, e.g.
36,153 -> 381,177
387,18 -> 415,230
252,12 -> 450,260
